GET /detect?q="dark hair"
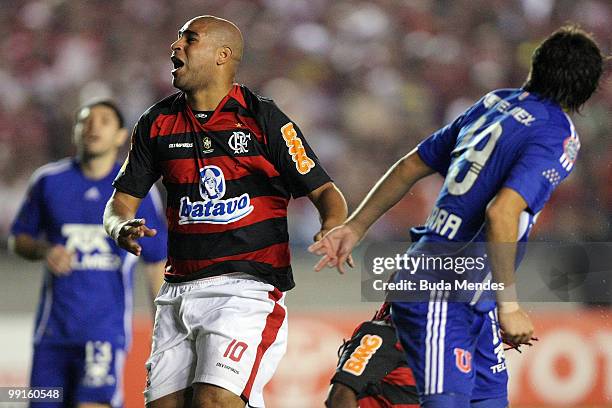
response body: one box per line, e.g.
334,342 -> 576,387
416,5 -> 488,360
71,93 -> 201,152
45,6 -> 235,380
76,100 -> 125,128
523,25 -> 605,112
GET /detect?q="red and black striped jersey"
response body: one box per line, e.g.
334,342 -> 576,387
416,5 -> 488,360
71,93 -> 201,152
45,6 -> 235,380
113,84 -> 331,290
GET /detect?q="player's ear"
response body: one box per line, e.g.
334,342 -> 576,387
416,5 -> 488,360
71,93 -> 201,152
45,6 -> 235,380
217,46 -> 232,65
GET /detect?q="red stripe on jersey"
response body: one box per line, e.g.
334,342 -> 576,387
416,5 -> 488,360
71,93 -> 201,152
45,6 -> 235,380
383,365 -> 416,387
166,196 -> 289,233
160,156 -> 280,183
166,242 -> 291,275
242,288 -> 285,401
150,112 -> 191,138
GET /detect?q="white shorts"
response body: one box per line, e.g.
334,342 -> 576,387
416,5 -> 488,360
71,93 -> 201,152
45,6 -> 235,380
144,273 -> 288,408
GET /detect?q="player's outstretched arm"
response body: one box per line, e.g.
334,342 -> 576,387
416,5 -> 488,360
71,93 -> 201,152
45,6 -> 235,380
103,190 -> 155,256
309,148 -> 434,273
486,187 -> 534,346
8,234 -> 73,276
307,182 -> 348,241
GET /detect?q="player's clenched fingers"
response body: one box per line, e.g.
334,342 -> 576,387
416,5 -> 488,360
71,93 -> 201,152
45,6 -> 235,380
310,244 -> 329,257
46,246 -> 73,275
119,218 -> 147,238
310,240 -> 336,257
314,254 -> 334,272
125,218 -> 146,227
141,225 -> 157,237
124,242 -> 142,256
47,258 -> 65,275
307,241 -> 324,253
117,235 -> 142,256
311,238 -> 336,257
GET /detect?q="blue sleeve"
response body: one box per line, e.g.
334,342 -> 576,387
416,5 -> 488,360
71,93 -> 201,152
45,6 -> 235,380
504,126 -> 578,214
10,174 -> 45,237
417,113 -> 465,176
136,185 -> 168,263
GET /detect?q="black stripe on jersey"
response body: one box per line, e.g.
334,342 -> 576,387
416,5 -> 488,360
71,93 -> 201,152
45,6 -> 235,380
378,382 -> 419,404
164,175 -> 290,207
156,132 -> 265,160
168,217 -> 288,260
165,260 -> 295,291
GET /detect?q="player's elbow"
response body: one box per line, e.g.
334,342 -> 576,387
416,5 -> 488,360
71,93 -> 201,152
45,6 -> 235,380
485,200 -> 522,233
488,199 -> 523,220
486,188 -> 528,224
485,202 -> 507,223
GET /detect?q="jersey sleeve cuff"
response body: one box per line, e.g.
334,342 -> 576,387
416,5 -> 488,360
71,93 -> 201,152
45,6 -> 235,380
416,146 -> 444,176
502,182 -> 537,214
291,175 -> 333,199
112,180 -> 149,199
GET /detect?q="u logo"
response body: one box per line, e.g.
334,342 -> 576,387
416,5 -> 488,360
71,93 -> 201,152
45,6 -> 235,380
454,348 -> 472,373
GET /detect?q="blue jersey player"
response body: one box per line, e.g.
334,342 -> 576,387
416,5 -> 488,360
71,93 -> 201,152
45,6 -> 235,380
9,101 -> 167,408
311,26 -> 605,408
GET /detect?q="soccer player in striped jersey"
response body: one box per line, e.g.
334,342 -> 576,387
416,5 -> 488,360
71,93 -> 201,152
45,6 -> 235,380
103,15 -> 348,408
311,26 -> 605,408
10,101 -> 167,408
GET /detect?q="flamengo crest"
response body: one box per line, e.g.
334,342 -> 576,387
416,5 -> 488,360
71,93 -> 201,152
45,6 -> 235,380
228,131 -> 251,154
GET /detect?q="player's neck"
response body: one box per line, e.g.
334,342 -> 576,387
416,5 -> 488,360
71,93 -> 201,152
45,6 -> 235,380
185,81 -> 233,111
78,152 -> 116,180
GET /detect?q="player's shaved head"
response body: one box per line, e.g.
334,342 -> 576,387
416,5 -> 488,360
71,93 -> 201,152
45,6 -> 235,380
185,15 -> 243,63
171,15 -> 244,104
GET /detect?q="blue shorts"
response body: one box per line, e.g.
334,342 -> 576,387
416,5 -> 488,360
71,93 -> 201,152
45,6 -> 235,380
391,290 -> 508,408
30,341 -> 125,408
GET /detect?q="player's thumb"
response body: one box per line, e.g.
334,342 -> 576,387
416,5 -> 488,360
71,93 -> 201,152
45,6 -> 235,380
126,218 -> 145,227
142,226 -> 157,237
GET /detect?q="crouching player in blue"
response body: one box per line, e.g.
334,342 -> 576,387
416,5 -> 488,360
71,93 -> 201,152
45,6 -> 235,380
311,26 -> 605,407
9,101 -> 168,408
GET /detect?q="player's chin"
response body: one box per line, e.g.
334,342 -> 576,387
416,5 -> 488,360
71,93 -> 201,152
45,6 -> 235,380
172,75 -> 187,90
83,147 -> 111,158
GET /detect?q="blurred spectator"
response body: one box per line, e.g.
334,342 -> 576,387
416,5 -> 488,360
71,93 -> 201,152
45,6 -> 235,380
1,0 -> 610,244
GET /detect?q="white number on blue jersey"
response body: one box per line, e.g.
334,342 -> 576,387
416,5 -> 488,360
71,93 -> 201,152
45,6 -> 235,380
446,115 -> 502,195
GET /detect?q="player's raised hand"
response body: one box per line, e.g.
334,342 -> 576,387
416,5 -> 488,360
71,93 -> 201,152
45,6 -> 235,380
308,224 -> 360,274
498,304 -> 534,347
115,218 -> 157,256
45,244 -> 74,276
313,228 -> 355,272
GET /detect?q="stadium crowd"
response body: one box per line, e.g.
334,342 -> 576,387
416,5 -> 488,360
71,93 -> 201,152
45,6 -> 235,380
0,0 -> 610,244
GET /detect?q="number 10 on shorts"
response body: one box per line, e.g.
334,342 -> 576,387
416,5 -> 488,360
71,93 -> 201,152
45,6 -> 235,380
224,339 -> 248,362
